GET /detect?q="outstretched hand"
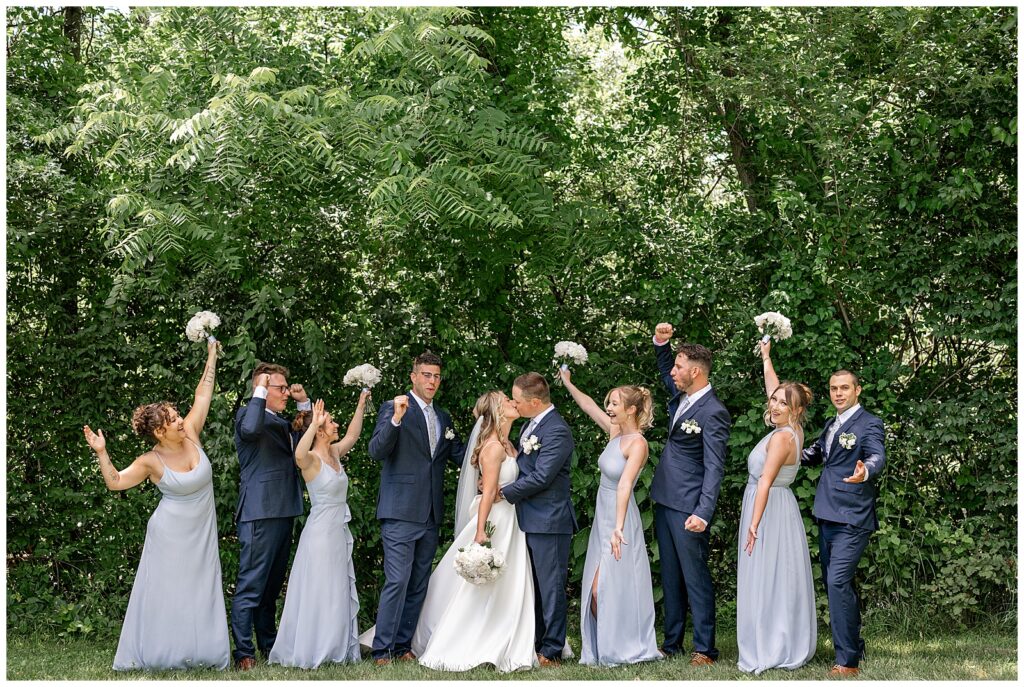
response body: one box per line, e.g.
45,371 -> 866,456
311,399 -> 326,428
843,460 -> 868,484
83,425 -> 106,453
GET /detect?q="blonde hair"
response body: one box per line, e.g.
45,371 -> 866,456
604,385 -> 655,432
764,381 -> 813,427
471,390 -> 506,467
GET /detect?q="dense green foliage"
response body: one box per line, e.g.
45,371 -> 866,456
7,6 -> 1016,641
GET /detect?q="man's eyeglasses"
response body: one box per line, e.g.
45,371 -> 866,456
418,372 -> 442,382
268,384 -> 290,393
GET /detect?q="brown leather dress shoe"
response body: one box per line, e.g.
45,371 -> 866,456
374,657 -> 392,666
830,664 -> 860,677
689,652 -> 715,666
236,657 -> 256,671
397,651 -> 416,662
537,654 -> 560,667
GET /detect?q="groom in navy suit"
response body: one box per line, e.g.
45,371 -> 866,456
650,323 -> 731,665
231,362 -> 310,670
368,351 -> 464,664
802,370 -> 886,677
500,372 -> 577,667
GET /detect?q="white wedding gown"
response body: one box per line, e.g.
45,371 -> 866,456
411,454 -> 538,672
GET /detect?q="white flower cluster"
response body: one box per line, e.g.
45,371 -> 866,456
453,543 -> 506,585
553,341 -> 588,366
838,432 -> 857,449
185,311 -> 221,342
343,364 -> 382,389
680,419 -> 702,434
754,311 -> 793,341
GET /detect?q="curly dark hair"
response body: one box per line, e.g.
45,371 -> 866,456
413,350 -> 443,370
131,402 -> 177,442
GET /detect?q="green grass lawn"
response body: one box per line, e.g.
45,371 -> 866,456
7,622 -> 1016,680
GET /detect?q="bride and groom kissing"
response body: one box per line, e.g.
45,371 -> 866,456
364,351 -> 576,671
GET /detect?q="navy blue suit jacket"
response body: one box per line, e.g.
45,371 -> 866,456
649,341 -> 732,523
501,407 -> 578,535
368,393 -> 464,524
802,407 -> 886,531
234,397 -> 304,522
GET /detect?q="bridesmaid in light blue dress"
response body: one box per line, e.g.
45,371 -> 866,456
559,370 -> 662,667
268,393 -> 369,669
736,341 -> 816,674
82,339 -> 230,671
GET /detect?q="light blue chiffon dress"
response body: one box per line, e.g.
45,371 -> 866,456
579,435 -> 663,667
736,426 -> 817,674
113,442 -> 230,670
269,457 -> 360,668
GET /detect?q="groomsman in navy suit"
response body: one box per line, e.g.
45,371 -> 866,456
650,323 -> 731,666
802,370 -> 886,677
231,362 -> 311,670
368,351 -> 464,665
500,372 -> 577,667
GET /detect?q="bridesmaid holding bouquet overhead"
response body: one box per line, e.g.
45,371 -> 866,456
82,338 -> 230,671
735,340 -> 816,674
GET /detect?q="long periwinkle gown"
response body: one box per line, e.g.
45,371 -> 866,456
113,443 -> 230,670
736,425 -> 816,674
269,458 -> 360,668
579,435 -> 662,667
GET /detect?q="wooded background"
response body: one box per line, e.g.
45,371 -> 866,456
7,6 -> 1016,639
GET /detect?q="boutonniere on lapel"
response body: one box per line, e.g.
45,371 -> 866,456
680,419 -> 702,434
838,432 -> 857,449
444,427 -> 455,441
522,435 -> 541,454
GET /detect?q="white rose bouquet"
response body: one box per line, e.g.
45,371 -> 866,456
453,521 -> 506,585
553,341 -> 588,385
343,363 -> 382,413
343,363 -> 382,392
753,311 -> 793,356
185,311 -> 221,356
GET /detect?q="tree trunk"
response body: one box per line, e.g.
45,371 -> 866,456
62,7 -> 83,61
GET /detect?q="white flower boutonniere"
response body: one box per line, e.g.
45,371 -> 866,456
680,419 -> 702,434
838,432 -> 857,449
522,435 -> 541,454
444,427 -> 455,441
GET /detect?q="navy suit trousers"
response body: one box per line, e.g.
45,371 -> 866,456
231,517 -> 294,661
655,504 -> 718,659
372,518 -> 439,659
525,532 -> 571,660
819,519 -> 872,667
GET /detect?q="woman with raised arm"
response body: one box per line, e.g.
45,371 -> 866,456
269,391 -> 370,669
81,339 -> 229,671
735,341 -> 816,674
559,368 -> 662,667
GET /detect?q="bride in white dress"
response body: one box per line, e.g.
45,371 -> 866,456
410,390 -> 538,672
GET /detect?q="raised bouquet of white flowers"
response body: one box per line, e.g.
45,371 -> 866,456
753,311 -> 793,356
553,341 -> 588,372
453,521 -> 506,585
186,311 -> 221,343
343,363 -> 382,392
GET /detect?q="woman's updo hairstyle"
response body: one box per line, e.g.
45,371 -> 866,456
764,381 -> 814,427
605,385 -> 655,432
131,401 -> 177,442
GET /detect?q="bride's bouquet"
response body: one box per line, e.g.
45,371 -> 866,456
553,341 -> 588,384
343,363 -> 382,413
454,521 -> 506,585
753,311 -> 793,356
